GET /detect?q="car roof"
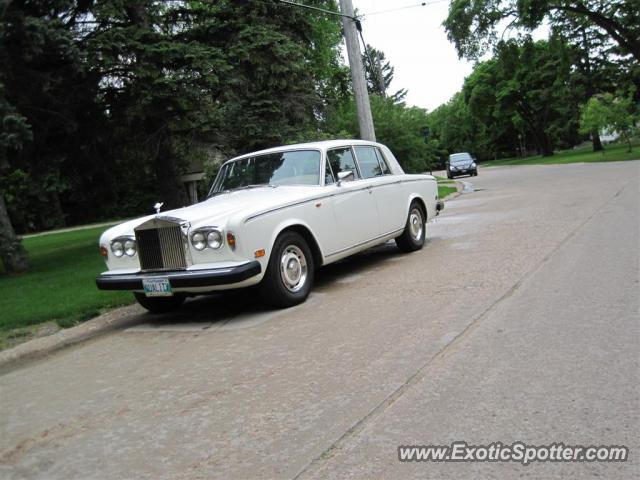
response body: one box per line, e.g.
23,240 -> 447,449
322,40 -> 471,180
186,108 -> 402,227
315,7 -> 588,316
227,140 -> 383,163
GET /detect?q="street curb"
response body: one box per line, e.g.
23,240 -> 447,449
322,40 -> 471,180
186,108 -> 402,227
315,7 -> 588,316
0,304 -> 144,374
441,181 -> 464,201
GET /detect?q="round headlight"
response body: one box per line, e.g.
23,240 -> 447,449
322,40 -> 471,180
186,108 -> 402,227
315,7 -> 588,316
471,162 -> 477,167
111,241 -> 124,257
124,239 -> 136,256
207,230 -> 223,249
191,232 -> 206,251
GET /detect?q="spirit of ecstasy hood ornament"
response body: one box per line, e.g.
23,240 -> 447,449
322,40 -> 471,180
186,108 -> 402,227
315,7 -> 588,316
154,202 -> 164,215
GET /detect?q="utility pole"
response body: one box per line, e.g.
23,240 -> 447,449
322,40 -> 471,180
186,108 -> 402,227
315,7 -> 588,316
339,0 -> 376,141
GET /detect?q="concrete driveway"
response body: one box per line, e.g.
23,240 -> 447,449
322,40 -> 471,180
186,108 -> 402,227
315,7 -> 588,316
1,161 -> 638,479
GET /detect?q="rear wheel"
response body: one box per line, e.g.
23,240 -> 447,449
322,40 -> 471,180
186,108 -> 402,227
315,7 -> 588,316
134,292 -> 186,313
395,201 -> 426,253
260,231 -> 314,307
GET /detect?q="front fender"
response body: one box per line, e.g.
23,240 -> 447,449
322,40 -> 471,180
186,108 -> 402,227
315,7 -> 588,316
269,218 -> 325,263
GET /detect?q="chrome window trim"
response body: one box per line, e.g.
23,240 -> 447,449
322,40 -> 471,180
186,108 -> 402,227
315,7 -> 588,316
243,177 -> 429,223
325,145 -> 363,182
374,147 -> 392,175
352,145 -> 391,179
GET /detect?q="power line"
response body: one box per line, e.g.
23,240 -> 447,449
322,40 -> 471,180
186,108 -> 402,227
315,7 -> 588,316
362,0 -> 447,17
276,0 -> 354,19
355,20 -> 386,97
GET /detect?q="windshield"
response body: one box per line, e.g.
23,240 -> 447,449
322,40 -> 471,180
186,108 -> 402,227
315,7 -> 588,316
449,153 -> 473,164
209,150 -> 321,195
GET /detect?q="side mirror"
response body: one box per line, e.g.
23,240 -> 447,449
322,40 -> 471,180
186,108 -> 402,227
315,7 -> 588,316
337,170 -> 354,186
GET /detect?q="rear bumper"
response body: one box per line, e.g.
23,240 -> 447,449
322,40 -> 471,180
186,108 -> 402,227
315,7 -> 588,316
436,200 -> 445,215
96,261 -> 262,291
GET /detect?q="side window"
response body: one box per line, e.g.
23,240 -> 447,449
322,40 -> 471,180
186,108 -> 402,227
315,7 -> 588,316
324,157 -> 335,185
375,148 -> 391,175
354,146 -> 383,178
327,148 -> 360,181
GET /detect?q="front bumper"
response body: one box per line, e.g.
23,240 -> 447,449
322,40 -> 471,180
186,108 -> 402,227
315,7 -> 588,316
96,261 -> 262,291
449,167 -> 475,175
436,200 -> 445,215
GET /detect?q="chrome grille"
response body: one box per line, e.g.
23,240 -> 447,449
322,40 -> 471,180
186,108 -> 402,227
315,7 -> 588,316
135,223 -> 187,271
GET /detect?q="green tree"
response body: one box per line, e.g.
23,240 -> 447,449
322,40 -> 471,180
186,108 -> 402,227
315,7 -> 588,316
326,95 -> 444,172
362,45 -> 407,102
580,92 -> 638,152
550,9 -> 638,151
1,0 -> 346,231
465,38 -> 579,157
0,84 -> 32,273
1,0 -> 100,231
444,0 -> 640,62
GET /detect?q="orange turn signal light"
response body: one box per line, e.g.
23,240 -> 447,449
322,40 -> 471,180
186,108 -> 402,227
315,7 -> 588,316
99,246 -> 108,258
254,249 -> 265,258
227,232 -> 236,249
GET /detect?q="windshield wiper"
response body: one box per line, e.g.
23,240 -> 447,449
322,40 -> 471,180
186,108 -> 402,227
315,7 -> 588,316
234,184 -> 269,190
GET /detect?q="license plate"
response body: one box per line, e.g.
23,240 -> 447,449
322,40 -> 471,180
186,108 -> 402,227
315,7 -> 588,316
142,277 -> 173,297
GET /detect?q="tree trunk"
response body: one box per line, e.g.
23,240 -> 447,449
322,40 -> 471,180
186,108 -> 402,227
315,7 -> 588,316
0,192 -> 29,273
591,129 -> 603,151
541,133 -> 554,157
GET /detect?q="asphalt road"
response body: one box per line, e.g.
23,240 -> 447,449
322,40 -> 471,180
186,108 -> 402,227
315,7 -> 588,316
1,161 -> 639,480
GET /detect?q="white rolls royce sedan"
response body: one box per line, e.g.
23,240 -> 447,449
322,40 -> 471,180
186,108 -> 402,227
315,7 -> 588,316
96,140 -> 444,311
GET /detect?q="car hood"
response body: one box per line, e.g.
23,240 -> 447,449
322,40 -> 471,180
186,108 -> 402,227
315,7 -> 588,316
101,186 -> 324,241
172,186 -> 325,225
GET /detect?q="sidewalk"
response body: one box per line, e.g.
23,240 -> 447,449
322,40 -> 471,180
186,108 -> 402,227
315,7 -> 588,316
22,220 -> 123,238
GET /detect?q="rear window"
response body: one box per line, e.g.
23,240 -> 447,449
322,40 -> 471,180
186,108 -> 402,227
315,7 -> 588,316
354,146 -> 383,178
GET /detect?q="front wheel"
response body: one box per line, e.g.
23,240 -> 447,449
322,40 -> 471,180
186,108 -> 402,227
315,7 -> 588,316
134,292 -> 186,313
395,202 -> 426,253
260,231 -> 314,307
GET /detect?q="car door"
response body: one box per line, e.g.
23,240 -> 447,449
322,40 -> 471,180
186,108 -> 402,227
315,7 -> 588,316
325,147 -> 380,254
353,145 -> 406,234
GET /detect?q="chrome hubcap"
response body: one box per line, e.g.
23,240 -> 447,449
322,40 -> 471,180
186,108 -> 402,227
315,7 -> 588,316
409,208 -> 423,241
280,245 -> 308,292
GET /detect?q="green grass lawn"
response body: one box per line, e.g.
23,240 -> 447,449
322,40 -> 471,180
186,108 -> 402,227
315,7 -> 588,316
0,226 -> 134,332
434,176 -> 455,185
484,141 -> 639,166
438,184 -> 457,199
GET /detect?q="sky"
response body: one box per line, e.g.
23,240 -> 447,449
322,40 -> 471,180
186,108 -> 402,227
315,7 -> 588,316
350,0 -> 474,112
348,0 -> 548,112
